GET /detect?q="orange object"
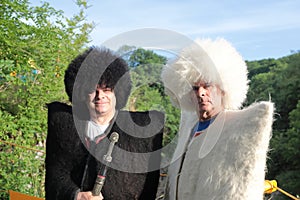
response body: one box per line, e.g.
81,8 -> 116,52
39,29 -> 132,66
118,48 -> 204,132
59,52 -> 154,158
9,190 -> 44,200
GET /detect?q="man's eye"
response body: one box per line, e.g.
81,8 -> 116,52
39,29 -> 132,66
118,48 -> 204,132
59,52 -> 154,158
192,86 -> 199,91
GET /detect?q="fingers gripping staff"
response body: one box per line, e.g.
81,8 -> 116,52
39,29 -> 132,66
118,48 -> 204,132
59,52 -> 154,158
92,132 -> 119,196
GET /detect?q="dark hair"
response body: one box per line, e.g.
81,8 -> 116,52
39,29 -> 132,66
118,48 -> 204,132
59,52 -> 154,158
64,47 -> 131,111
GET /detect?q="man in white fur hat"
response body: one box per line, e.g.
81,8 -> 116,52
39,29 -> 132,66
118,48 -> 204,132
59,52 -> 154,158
161,38 -> 274,200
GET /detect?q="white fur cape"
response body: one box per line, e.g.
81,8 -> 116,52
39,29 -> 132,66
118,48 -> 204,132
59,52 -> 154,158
166,102 -> 274,200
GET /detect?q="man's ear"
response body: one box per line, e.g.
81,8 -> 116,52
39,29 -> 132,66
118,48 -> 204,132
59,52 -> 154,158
221,90 -> 225,96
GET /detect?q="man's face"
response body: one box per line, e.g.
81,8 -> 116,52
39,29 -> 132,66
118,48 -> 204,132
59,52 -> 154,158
192,81 -> 224,120
87,84 -> 116,117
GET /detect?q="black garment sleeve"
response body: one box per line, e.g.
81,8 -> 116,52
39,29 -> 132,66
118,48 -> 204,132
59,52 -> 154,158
139,110 -> 164,200
121,110 -> 164,200
45,102 -> 87,200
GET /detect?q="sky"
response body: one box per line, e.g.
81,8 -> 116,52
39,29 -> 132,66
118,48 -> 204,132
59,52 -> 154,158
34,0 -> 300,61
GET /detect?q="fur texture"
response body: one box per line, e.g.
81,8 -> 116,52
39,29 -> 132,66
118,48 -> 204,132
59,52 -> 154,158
64,47 -> 132,111
45,102 -> 164,200
167,102 -> 274,200
161,38 -> 249,111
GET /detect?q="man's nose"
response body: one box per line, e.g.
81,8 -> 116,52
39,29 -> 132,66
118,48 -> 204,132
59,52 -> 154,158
95,89 -> 105,99
196,87 -> 206,97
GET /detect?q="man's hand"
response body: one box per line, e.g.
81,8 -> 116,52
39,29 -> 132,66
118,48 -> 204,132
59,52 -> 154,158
76,191 -> 104,200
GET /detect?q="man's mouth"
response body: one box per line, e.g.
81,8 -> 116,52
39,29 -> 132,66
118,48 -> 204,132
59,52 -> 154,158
198,99 -> 211,105
95,101 -> 107,105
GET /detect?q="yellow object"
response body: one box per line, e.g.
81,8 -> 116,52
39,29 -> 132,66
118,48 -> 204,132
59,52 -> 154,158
10,71 -> 17,77
264,180 -> 277,194
264,180 -> 299,200
28,59 -> 36,68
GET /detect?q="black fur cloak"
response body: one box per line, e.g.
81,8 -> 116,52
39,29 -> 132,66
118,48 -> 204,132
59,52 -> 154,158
45,102 -> 164,200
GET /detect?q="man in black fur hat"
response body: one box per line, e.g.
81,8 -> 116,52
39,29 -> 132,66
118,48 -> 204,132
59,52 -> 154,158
45,47 -> 164,200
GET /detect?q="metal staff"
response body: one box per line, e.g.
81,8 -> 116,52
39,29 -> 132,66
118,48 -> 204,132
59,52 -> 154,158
92,132 -> 119,196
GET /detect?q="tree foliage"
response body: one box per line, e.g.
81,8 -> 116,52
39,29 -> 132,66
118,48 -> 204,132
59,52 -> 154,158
0,0 -> 93,199
123,47 -> 180,146
0,1 -> 299,199
246,53 -> 300,199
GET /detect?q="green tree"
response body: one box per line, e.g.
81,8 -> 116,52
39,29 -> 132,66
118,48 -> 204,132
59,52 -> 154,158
128,48 -> 167,68
246,52 -> 300,199
0,0 -> 93,198
124,48 -> 180,146
273,53 -> 300,130
267,101 -> 300,199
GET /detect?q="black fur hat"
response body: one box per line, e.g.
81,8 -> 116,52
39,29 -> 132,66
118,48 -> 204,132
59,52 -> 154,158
64,47 -> 131,112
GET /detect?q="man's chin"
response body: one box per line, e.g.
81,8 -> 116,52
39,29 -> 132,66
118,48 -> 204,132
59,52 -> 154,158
95,109 -> 106,114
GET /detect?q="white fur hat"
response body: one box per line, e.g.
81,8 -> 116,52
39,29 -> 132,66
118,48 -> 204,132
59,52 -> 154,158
161,38 -> 249,111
